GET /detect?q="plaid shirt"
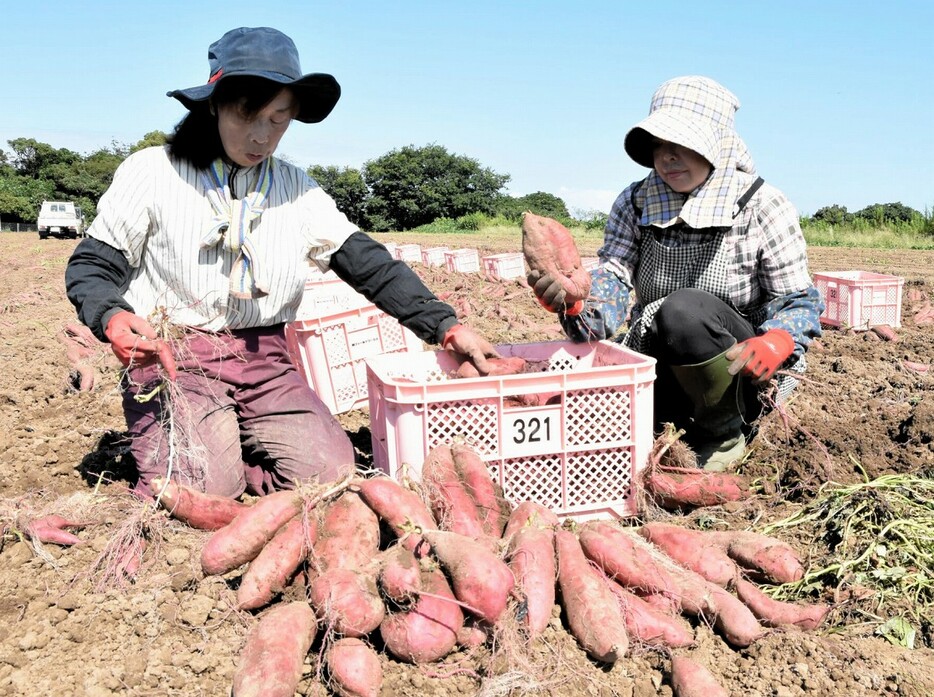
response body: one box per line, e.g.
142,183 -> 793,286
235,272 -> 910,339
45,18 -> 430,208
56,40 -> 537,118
561,175 -> 823,359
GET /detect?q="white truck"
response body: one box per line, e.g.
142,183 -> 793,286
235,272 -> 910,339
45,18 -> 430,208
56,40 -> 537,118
37,200 -> 84,239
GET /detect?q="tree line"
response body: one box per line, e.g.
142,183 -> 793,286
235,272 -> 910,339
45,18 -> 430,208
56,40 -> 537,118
0,136 -> 577,232
0,135 -> 926,233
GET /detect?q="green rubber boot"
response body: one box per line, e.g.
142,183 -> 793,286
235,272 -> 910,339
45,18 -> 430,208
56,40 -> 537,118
669,348 -> 746,472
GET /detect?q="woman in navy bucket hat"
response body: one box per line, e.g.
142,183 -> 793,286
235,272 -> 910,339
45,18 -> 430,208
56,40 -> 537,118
65,27 -> 500,500
531,76 -> 823,471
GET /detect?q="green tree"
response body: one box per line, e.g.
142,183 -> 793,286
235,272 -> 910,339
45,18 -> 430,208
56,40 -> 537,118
362,144 -> 509,231
854,202 -> 919,225
0,174 -> 55,222
812,204 -> 852,225
495,191 -> 569,222
307,164 -> 369,228
131,131 -> 169,154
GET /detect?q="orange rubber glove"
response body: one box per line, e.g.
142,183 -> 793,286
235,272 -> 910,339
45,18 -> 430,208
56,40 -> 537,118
725,328 -> 795,384
104,310 -> 178,380
442,324 -> 501,375
527,270 -> 583,316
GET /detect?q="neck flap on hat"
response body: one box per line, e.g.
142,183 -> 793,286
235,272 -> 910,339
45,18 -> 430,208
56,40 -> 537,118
200,158 -> 275,299
636,132 -> 757,230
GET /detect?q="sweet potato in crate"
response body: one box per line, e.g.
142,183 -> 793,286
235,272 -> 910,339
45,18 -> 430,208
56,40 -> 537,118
365,340 -> 656,520
813,270 -> 903,330
482,253 -> 526,280
286,304 -> 423,415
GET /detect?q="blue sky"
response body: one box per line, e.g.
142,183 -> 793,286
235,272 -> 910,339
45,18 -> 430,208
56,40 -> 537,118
2,1 -> 931,217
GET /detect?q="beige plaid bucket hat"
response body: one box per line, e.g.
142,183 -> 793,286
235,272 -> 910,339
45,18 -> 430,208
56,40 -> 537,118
624,76 -> 742,168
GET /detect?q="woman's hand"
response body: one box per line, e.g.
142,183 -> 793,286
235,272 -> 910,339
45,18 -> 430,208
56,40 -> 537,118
726,328 -> 795,384
105,310 -> 178,380
442,324 -> 501,375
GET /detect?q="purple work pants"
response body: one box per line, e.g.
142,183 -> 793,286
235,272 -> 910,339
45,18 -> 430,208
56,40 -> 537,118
121,325 -> 355,498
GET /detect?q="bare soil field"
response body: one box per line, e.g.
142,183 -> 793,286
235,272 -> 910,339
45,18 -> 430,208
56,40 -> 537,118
0,232 -> 932,696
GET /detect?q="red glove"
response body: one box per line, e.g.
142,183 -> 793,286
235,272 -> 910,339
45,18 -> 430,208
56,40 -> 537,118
442,324 -> 501,375
105,310 -> 178,380
527,270 -> 583,316
725,328 -> 795,384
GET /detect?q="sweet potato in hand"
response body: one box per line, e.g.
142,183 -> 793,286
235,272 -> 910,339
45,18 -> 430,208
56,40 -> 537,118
521,212 -> 591,309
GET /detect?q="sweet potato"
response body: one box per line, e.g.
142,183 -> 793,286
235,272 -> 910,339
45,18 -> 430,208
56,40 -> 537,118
232,601 -> 317,697
353,476 -> 437,555
312,491 -> 381,573
378,545 -> 422,608
643,467 -> 750,509
454,355 -> 528,379
421,529 -> 515,624
505,505 -> 557,637
457,619 -> 490,648
665,568 -> 764,648
421,445 -> 486,538
555,528 -> 629,663
579,521 -> 681,596
201,489 -> 303,576
639,592 -> 681,616
607,581 -> 694,648
25,514 -> 86,546
309,567 -> 385,638
380,566 -> 464,663
580,522 -> 762,648
451,442 -> 511,537
704,530 -> 805,584
151,477 -> 248,531
502,501 -> 559,540
669,655 -> 729,697
325,637 -> 382,697
639,523 -> 738,587
733,578 -> 829,630
521,212 -> 592,305
237,513 -> 316,611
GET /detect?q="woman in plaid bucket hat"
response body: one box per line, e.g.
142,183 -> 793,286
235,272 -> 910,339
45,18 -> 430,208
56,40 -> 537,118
65,27 -> 500,499
532,76 -> 823,471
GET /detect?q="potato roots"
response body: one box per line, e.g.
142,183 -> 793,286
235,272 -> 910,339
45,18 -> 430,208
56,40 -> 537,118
670,655 -> 730,697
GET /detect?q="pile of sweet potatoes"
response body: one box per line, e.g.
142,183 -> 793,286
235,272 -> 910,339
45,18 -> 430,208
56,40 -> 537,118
154,446 -> 829,697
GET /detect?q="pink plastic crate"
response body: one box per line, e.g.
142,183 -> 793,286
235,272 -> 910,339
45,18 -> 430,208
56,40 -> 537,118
482,252 -> 526,280
421,246 -> 450,267
582,257 -> 600,271
294,277 -> 372,321
366,340 -> 656,520
444,248 -> 480,273
286,304 -> 423,415
393,244 -> 422,263
306,262 -> 339,282
813,271 -> 903,330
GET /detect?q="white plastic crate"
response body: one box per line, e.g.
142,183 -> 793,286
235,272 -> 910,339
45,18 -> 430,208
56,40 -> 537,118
286,304 -> 423,414
393,244 -> 422,263
482,252 -> 526,280
381,241 -> 398,258
444,248 -> 480,274
421,246 -> 450,267
366,340 -> 656,520
813,271 -> 904,330
582,257 -> 600,272
294,277 -> 372,322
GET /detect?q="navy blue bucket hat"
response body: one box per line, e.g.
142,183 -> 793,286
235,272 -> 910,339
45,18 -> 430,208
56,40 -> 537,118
167,27 -> 340,123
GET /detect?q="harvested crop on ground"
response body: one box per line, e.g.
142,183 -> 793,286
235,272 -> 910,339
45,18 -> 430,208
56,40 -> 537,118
2,236 -> 934,696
